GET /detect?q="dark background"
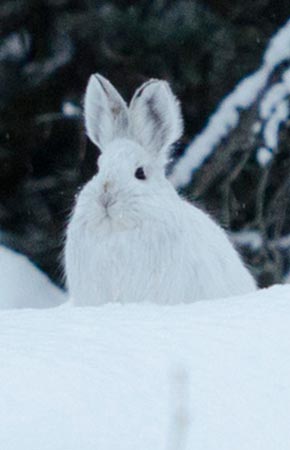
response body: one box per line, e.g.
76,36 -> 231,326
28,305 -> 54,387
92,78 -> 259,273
1,0 -> 290,289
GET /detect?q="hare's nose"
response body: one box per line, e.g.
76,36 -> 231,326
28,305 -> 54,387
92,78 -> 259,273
103,181 -> 110,192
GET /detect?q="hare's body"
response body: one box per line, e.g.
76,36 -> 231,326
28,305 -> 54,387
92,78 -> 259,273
66,175 -> 255,305
65,75 -> 256,306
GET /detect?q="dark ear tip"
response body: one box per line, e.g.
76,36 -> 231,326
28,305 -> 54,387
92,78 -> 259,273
90,73 -> 103,84
91,74 -> 109,95
134,78 -> 160,99
93,73 -> 104,81
134,79 -> 174,102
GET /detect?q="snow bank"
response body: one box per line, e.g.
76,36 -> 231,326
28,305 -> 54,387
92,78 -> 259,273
0,246 -> 66,309
0,284 -> 290,450
171,19 -> 290,188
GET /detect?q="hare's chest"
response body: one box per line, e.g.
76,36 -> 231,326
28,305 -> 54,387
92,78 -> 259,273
89,228 -> 179,304
66,220 -> 188,305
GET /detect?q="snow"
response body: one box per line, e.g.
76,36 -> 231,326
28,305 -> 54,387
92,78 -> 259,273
265,18 -> 290,67
0,246 -> 66,309
256,146 -> 273,167
0,32 -> 30,62
263,99 -> 288,151
258,70 -> 290,161
230,230 -> 263,250
62,101 -> 82,117
276,234 -> 290,250
259,83 -> 287,119
0,283 -> 290,450
170,19 -> 290,188
230,230 -> 290,253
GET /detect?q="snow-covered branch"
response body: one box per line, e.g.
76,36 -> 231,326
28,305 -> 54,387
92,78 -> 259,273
170,19 -> 290,286
170,19 -> 290,188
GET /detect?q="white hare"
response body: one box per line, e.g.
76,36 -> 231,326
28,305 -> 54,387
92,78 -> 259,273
65,74 -> 256,306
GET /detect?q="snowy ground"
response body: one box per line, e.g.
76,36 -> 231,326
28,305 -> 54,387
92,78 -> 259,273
0,277 -> 290,450
0,246 -> 66,309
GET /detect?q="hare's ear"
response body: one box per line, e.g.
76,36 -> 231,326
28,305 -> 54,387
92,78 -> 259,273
84,74 -> 129,150
129,80 -> 183,160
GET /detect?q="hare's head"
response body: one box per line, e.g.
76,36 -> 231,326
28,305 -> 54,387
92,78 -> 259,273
75,74 -> 183,230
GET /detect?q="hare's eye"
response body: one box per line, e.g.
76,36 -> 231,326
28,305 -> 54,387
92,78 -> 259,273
135,167 -> 146,180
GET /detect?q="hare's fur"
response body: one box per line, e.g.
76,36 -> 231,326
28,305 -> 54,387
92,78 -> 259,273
65,74 -> 256,305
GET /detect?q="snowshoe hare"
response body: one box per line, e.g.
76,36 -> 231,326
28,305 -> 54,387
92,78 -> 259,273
65,74 -> 256,305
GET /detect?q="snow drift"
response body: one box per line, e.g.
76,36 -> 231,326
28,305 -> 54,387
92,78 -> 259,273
0,246 -> 66,309
0,284 -> 290,450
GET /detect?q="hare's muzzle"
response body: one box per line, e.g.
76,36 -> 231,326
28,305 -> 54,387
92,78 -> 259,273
99,191 -> 114,209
